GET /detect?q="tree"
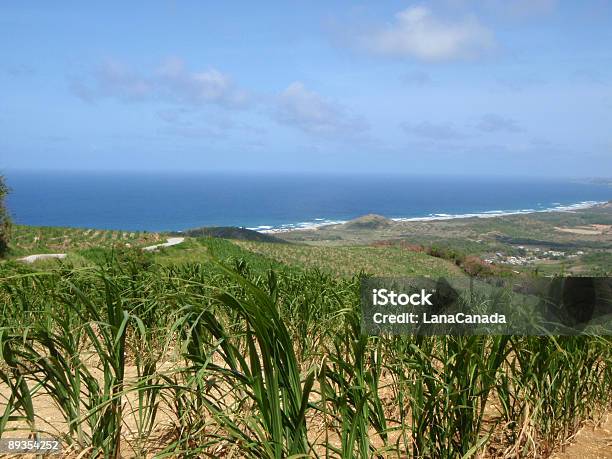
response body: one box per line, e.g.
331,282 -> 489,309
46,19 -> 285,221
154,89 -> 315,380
0,175 -> 11,257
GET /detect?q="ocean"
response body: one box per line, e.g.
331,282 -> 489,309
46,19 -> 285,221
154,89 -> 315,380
5,171 -> 611,232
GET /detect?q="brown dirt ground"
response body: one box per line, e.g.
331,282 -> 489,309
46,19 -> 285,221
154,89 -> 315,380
551,413 -> 612,459
2,350 -> 610,458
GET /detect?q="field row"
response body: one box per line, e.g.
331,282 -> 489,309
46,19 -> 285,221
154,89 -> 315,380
9,225 -> 162,257
1,249 -> 611,457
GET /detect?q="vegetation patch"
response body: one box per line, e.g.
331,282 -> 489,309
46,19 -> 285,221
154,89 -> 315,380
1,254 -> 610,457
175,226 -> 288,243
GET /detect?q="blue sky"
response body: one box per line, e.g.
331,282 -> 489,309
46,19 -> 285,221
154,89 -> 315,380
1,1 -> 611,176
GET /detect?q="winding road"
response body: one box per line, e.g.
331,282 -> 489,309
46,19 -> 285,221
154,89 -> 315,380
18,253 -> 67,263
142,237 -> 185,252
17,237 -> 186,263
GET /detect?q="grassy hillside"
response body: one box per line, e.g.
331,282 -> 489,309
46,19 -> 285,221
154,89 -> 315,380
7,225 -> 462,278
150,237 -> 291,272
8,224 -> 162,257
175,225 -> 288,243
233,240 -> 463,277
8,203 -> 611,278
278,205 -> 612,275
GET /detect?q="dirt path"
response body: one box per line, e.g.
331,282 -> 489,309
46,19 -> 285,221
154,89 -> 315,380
142,237 -> 185,252
18,253 -> 67,263
552,413 -> 612,458
17,237 -> 186,262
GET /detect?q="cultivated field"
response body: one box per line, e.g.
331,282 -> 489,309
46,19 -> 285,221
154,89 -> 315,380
9,225 -> 161,257
1,221 -> 611,457
279,204 -> 612,276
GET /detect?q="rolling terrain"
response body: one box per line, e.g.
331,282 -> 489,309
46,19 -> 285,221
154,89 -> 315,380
277,203 -> 612,276
1,208 -> 611,457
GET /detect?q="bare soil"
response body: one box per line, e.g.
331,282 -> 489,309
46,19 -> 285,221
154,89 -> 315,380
552,413 -> 612,459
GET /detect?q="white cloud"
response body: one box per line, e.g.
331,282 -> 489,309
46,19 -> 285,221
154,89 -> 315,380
156,57 -> 249,108
361,6 -> 495,61
72,57 -> 249,109
96,59 -> 153,101
275,82 -> 368,137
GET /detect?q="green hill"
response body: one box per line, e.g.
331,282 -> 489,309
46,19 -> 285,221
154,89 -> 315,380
175,226 -> 287,243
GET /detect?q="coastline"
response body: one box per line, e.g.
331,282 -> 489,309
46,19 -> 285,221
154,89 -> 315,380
252,200 -> 608,234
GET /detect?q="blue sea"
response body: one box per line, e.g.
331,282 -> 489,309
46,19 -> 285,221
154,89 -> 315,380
5,171 -> 611,232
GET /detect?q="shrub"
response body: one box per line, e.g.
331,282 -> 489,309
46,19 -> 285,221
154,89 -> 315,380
0,175 -> 11,258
